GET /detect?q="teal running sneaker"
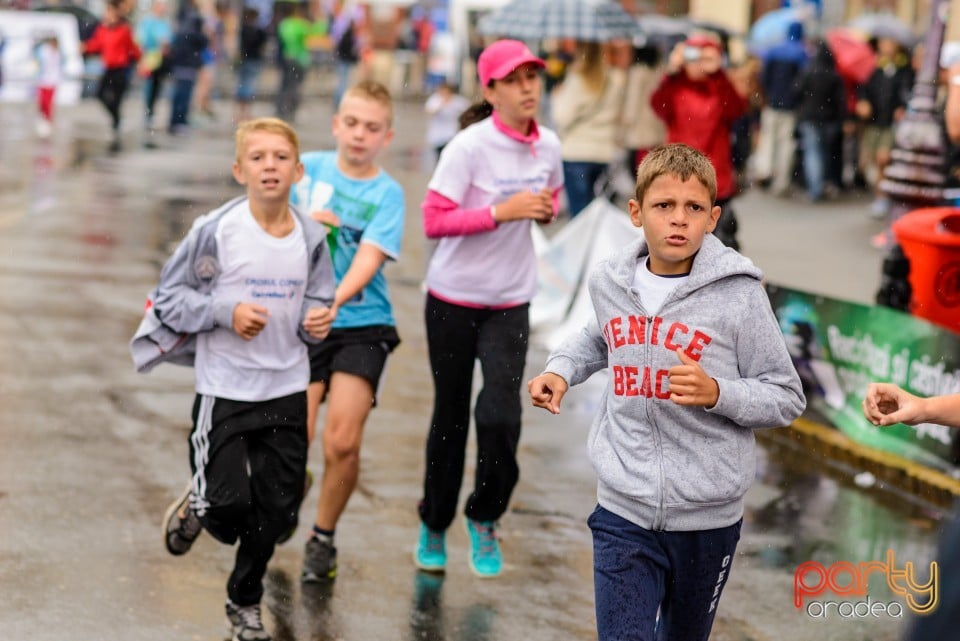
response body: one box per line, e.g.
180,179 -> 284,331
465,518 -> 502,578
413,522 -> 447,573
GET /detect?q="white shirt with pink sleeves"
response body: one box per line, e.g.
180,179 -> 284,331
425,115 -> 563,308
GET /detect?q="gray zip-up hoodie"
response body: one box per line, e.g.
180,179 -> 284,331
543,234 -> 805,532
129,196 -> 335,373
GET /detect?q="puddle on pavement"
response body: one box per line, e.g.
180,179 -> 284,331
145,173 -> 237,255
1,131 -> 127,221
407,573 -> 496,641
263,565 -> 508,641
66,136 -> 101,169
149,197 -> 200,254
748,438 -> 941,577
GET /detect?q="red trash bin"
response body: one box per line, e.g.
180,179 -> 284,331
892,207 -> 960,330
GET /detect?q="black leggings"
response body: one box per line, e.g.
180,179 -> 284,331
96,66 -> 130,131
418,294 -> 529,531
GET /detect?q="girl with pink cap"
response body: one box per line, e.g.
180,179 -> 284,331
412,39 -> 564,578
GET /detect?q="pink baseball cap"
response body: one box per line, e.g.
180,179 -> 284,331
477,39 -> 545,87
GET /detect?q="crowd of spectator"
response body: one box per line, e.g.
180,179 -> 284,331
528,18 -> 928,243
20,0 -> 438,149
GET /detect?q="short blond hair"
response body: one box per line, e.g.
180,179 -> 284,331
340,80 -> 394,125
635,144 -> 717,205
235,117 -> 300,163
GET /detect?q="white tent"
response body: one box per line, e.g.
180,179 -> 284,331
531,197 -> 641,351
0,11 -> 85,105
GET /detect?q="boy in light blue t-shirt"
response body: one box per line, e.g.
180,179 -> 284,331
289,80 -> 405,583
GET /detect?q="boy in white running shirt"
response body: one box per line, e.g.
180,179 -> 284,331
131,117 -> 335,641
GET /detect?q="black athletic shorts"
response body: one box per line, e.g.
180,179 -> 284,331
308,325 -> 400,390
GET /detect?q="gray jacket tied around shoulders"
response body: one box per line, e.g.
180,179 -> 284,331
129,196 -> 335,373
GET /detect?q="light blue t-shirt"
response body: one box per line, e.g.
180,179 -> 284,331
291,151 -> 404,329
136,15 -> 173,54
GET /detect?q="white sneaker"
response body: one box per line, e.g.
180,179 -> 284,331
35,119 -> 52,138
870,197 -> 891,220
225,600 -> 271,641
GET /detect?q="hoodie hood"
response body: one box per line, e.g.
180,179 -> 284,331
605,232 -> 763,307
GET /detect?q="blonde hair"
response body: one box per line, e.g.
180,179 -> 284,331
635,144 -> 717,204
571,41 -> 607,95
340,80 -> 394,126
235,117 -> 300,163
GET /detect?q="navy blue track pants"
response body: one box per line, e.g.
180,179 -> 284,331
589,505 -> 742,641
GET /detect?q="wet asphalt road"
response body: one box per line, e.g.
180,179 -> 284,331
0,86 -> 946,641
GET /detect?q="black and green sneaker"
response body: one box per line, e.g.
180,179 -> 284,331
301,535 -> 337,583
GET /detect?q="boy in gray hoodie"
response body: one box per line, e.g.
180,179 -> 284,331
528,143 -> 805,641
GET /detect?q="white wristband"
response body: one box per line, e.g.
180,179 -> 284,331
491,205 -> 497,223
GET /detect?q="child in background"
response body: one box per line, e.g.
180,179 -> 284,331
234,7 -> 268,124
166,10 -> 208,135
193,0 -> 227,121
424,81 -> 469,161
275,1 -> 317,123
135,0 -> 173,138
84,1 -> 141,151
528,144 -> 804,641
35,34 -> 61,139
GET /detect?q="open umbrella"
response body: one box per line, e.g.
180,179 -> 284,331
848,12 -> 918,46
478,0 -> 639,43
636,14 -> 691,38
825,28 -> 876,85
633,14 -> 691,50
747,6 -> 805,55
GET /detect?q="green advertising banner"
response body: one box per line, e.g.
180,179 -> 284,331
766,283 -> 960,472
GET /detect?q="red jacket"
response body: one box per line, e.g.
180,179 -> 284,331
84,21 -> 141,70
650,70 -> 747,200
